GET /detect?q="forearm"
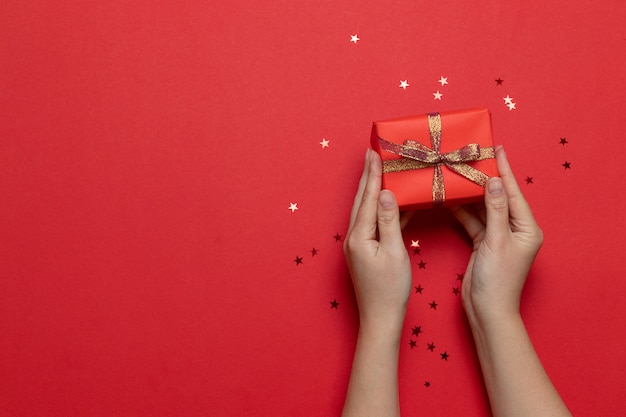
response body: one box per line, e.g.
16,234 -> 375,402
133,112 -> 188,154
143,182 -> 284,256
342,323 -> 403,417
470,313 -> 571,417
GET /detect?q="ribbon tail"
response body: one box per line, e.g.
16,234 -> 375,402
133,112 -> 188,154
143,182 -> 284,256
445,163 -> 491,187
476,146 -> 495,161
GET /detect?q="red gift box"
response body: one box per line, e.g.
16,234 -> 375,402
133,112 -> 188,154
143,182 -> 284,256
370,108 -> 499,210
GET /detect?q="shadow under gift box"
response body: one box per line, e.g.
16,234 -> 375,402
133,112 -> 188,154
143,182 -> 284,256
370,107 -> 499,211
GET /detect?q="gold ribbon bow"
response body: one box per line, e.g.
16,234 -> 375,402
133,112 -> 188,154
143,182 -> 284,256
379,113 -> 495,206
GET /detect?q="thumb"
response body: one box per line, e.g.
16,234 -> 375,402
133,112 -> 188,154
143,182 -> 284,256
484,177 -> 510,241
377,190 -> 404,251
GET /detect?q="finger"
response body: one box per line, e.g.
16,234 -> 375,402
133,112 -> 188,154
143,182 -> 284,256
348,149 -> 371,233
484,176 -> 510,241
450,205 -> 485,241
400,210 -> 416,230
352,150 -> 383,240
377,190 -> 405,252
494,146 -> 537,228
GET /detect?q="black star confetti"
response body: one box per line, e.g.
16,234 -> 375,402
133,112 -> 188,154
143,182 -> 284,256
440,351 -> 449,361
424,381 -> 431,388
310,247 -> 318,256
452,287 -> 460,296
525,176 -> 533,184
329,299 -> 339,309
427,342 -> 436,352
429,301 -> 438,310
409,340 -> 417,349
559,137 -> 568,145
495,78 -> 503,85
414,285 -> 424,294
562,161 -> 571,170
294,256 -> 303,265
418,260 -> 427,269
411,326 -> 422,337
333,233 -> 343,242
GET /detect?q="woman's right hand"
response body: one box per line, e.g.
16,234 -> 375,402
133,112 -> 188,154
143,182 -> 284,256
451,145 -> 544,328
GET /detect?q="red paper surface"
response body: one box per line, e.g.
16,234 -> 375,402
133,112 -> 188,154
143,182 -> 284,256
1,1 -> 625,416
371,108 -> 498,209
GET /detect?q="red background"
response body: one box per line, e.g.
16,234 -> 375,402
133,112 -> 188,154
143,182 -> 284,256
1,1 -> 625,416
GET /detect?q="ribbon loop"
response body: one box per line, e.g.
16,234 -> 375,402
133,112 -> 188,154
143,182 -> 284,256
378,113 -> 495,206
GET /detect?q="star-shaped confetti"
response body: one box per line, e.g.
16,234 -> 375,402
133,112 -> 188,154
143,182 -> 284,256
433,91 -> 443,100
503,95 -> 514,104
412,326 -> 422,336
438,76 -> 448,86
418,260 -> 427,269
456,273 -> 464,281
412,247 -> 421,255
440,351 -> 449,361
294,256 -> 303,265
288,203 -> 298,212
310,247 -> 318,256
560,137 -> 568,145
424,381 -> 431,388
330,299 -> 339,309
350,34 -> 360,44
414,285 -> 424,294
562,161 -> 571,169
452,287 -> 460,296
429,300 -> 438,310
525,176 -> 534,184
409,340 -> 417,349
320,138 -> 330,148
410,240 -> 420,248
333,233 -> 343,242
495,78 -> 503,85
399,80 -> 409,90
507,102 -> 516,111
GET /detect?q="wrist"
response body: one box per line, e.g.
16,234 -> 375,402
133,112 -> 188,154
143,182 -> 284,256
467,308 -> 524,343
358,313 -> 405,345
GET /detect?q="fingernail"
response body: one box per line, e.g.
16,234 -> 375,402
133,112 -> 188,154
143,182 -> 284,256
487,177 -> 503,195
380,190 -> 395,208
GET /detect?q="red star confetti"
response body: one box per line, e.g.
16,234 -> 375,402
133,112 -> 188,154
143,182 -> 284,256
495,78 -> 504,85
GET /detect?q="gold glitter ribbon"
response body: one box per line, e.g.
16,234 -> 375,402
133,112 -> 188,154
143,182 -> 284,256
379,112 -> 495,206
